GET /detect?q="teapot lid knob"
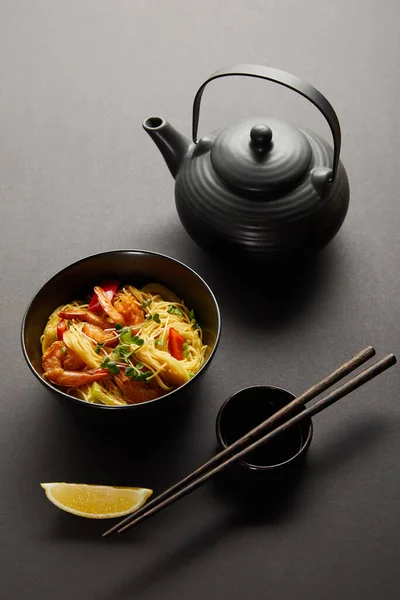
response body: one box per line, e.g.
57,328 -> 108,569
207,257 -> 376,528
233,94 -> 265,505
250,124 -> 273,148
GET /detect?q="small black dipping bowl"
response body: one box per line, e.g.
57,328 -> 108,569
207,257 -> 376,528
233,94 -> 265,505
21,250 -> 221,423
216,385 -> 313,482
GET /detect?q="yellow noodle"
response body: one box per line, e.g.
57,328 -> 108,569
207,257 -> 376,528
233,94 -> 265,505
41,301 -> 87,353
63,323 -> 103,369
40,308 -> 60,353
40,283 -> 208,406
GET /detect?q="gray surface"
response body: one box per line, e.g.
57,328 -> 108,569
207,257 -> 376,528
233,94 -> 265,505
1,1 -> 400,599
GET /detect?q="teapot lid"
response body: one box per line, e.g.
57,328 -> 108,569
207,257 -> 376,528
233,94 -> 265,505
210,118 -> 312,193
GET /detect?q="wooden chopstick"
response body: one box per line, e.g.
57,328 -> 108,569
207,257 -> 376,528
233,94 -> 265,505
102,346 -> 379,538
107,353 -> 396,536
103,346 -> 375,537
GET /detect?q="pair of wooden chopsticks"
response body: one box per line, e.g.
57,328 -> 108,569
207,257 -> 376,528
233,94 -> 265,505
103,347 -> 396,538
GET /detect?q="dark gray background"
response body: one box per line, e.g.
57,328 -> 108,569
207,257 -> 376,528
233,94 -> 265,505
1,1 -> 399,599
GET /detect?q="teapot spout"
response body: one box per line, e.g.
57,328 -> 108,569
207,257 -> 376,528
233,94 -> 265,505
143,117 -> 190,179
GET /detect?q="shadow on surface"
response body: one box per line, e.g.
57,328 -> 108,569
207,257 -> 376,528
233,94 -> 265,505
308,415 -> 391,479
103,511 -> 236,599
138,220 -> 344,331
170,232 -> 343,331
103,476 -> 304,598
216,415 -> 392,527
31,378 -> 210,528
36,387 -> 203,543
101,414 -> 391,598
209,461 -> 308,525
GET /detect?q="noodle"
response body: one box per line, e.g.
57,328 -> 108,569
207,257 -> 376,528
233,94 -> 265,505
41,283 -> 207,406
63,323 -> 103,369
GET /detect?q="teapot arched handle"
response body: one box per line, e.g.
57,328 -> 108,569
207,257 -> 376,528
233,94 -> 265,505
192,64 -> 341,183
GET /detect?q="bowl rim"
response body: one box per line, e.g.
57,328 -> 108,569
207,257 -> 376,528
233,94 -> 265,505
215,384 -> 313,471
21,248 -> 222,411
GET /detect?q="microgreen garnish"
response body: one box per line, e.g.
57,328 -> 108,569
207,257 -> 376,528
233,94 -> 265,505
147,312 -> 161,323
118,346 -> 132,356
119,327 -> 133,345
116,327 -> 144,347
155,339 -> 164,348
94,342 -> 104,354
167,305 -> 183,317
115,323 -> 124,332
188,309 -> 199,329
183,342 -> 189,358
125,365 -> 152,381
110,346 -> 121,359
61,346 -> 67,354
104,328 -> 146,367
141,299 -> 152,308
188,372 -> 195,378
100,356 -> 120,374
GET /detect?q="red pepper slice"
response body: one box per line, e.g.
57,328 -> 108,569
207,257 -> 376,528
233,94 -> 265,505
88,280 -> 119,312
57,319 -> 67,341
168,327 -> 185,360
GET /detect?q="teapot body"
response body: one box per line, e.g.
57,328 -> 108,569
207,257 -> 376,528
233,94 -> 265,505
143,64 -> 350,262
174,126 -> 349,262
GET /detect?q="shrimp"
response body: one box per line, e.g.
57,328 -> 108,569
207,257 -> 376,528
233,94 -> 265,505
94,287 -> 144,327
62,348 -> 85,371
115,372 -> 161,404
58,309 -> 109,329
82,323 -> 118,347
113,294 -> 144,327
94,286 -> 125,325
42,341 -> 110,387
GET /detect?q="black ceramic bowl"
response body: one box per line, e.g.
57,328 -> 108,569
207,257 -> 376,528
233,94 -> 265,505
21,250 -> 221,420
216,385 -> 313,482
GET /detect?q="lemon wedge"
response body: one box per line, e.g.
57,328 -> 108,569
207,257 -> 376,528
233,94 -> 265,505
40,483 -> 153,519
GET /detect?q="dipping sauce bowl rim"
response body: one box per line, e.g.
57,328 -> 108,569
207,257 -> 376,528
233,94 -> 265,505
215,384 -> 313,472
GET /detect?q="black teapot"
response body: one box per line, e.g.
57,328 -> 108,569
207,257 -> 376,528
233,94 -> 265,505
143,64 -> 349,262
